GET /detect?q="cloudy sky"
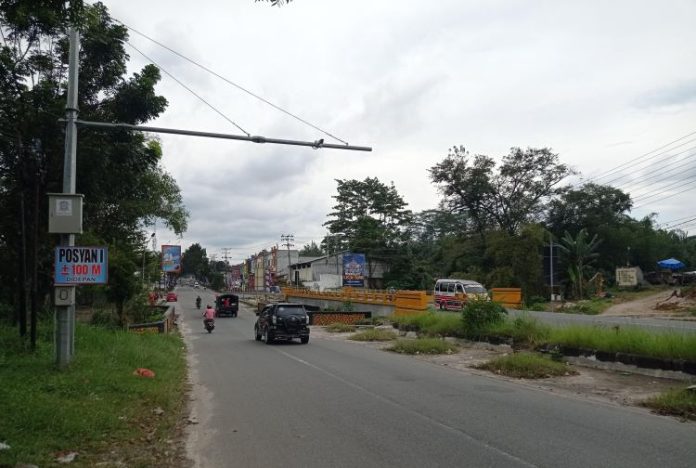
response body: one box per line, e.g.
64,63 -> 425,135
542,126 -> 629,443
106,0 -> 696,263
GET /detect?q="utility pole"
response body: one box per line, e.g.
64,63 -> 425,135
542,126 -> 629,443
281,234 -> 294,286
142,232 -> 155,286
221,247 -> 231,265
549,232 -> 555,312
56,28 -> 80,367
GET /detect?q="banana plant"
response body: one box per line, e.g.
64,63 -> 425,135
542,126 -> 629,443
558,229 -> 602,299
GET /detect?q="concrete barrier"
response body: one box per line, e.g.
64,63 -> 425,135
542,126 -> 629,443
491,288 -> 522,309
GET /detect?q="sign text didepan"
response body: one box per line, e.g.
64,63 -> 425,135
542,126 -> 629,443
55,246 -> 109,285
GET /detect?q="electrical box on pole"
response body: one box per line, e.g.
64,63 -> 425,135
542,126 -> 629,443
47,193 -> 84,234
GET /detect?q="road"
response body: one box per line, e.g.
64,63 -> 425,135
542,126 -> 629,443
178,287 -> 696,468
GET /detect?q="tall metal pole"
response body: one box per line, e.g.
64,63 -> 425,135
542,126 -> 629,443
56,28 -> 80,367
549,232 -> 554,312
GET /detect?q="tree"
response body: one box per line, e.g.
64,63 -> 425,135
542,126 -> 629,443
0,1 -> 189,331
323,177 -> 412,287
558,229 -> 602,299
181,243 -> 209,279
429,146 -> 573,236
299,241 -> 323,257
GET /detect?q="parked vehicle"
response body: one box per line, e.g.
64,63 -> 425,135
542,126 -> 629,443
434,279 -> 488,310
166,292 -> 178,302
254,303 -> 310,344
215,293 -> 239,317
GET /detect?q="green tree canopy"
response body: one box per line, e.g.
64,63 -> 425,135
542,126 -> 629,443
429,146 -> 573,235
323,177 -> 412,286
0,1 -> 188,325
299,241 -> 323,257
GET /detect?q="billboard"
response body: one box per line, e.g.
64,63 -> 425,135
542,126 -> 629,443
343,253 -> 366,287
161,245 -> 182,273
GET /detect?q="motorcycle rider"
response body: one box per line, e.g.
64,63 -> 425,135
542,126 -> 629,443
196,296 -> 202,309
203,304 -> 215,330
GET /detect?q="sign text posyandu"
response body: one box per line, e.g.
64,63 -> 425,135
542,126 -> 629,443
54,246 -> 108,285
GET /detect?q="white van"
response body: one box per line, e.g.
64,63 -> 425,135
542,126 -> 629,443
434,279 -> 488,310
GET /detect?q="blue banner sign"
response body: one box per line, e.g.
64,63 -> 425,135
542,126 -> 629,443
55,246 -> 108,285
343,253 -> 366,287
162,244 -> 182,273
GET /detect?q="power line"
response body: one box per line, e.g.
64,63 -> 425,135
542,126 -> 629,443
125,41 -> 250,135
665,216 -> 696,229
632,172 -> 696,202
584,129 -> 696,183
633,179 -> 696,209
660,213 -> 696,226
600,144 -> 696,187
610,147 -> 696,191
117,19 -> 350,146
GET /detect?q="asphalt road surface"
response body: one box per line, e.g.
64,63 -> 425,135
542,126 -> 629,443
178,287 -> 696,468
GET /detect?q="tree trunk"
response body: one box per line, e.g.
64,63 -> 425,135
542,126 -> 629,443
18,192 -> 27,337
30,177 -> 39,349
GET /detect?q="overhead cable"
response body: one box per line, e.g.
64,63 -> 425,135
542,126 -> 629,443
125,41 -> 250,136
599,143 -> 696,186
585,129 -> 696,183
117,19 -> 350,146
633,179 -> 696,209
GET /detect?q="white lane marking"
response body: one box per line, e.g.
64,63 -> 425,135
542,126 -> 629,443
274,348 -> 538,468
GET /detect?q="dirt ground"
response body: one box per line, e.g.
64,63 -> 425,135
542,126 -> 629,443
311,326 -> 693,414
601,289 -> 696,319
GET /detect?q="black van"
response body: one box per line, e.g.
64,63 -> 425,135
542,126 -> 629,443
215,294 -> 239,317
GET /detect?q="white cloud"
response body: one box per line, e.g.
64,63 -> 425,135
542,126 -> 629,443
105,0 -> 696,262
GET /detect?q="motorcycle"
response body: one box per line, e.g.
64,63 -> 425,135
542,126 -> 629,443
204,318 -> 215,333
196,297 -> 201,309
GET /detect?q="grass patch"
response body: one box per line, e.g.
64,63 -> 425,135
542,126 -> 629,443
547,325 -> 696,361
475,352 -> 577,379
348,329 -> 397,341
487,315 -> 552,347
642,387 -> 696,421
324,322 -> 356,333
389,312 -> 466,337
387,338 -> 459,355
0,322 -> 187,467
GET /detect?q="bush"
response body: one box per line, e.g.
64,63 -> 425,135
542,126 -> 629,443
488,316 -> 551,347
387,338 -> 459,355
475,352 -> 576,379
90,308 -> 121,329
526,295 -> 547,306
348,329 -> 397,341
642,387 -> 696,421
461,300 -> 507,338
325,322 -> 356,333
527,303 -> 547,312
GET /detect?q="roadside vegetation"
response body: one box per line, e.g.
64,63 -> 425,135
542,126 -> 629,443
387,338 -> 459,355
475,352 -> 577,379
388,303 -> 696,361
325,322 -> 356,333
0,323 -> 187,467
642,388 -> 696,421
348,329 -> 397,341
546,325 -> 696,361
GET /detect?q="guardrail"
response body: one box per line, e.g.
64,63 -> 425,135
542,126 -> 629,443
282,287 -> 429,316
491,288 -> 523,309
128,304 -> 176,334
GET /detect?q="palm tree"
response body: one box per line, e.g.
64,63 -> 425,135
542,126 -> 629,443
558,229 -> 602,299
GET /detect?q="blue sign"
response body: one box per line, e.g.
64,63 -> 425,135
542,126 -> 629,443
55,246 -> 108,285
162,245 -> 182,273
343,253 -> 366,287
